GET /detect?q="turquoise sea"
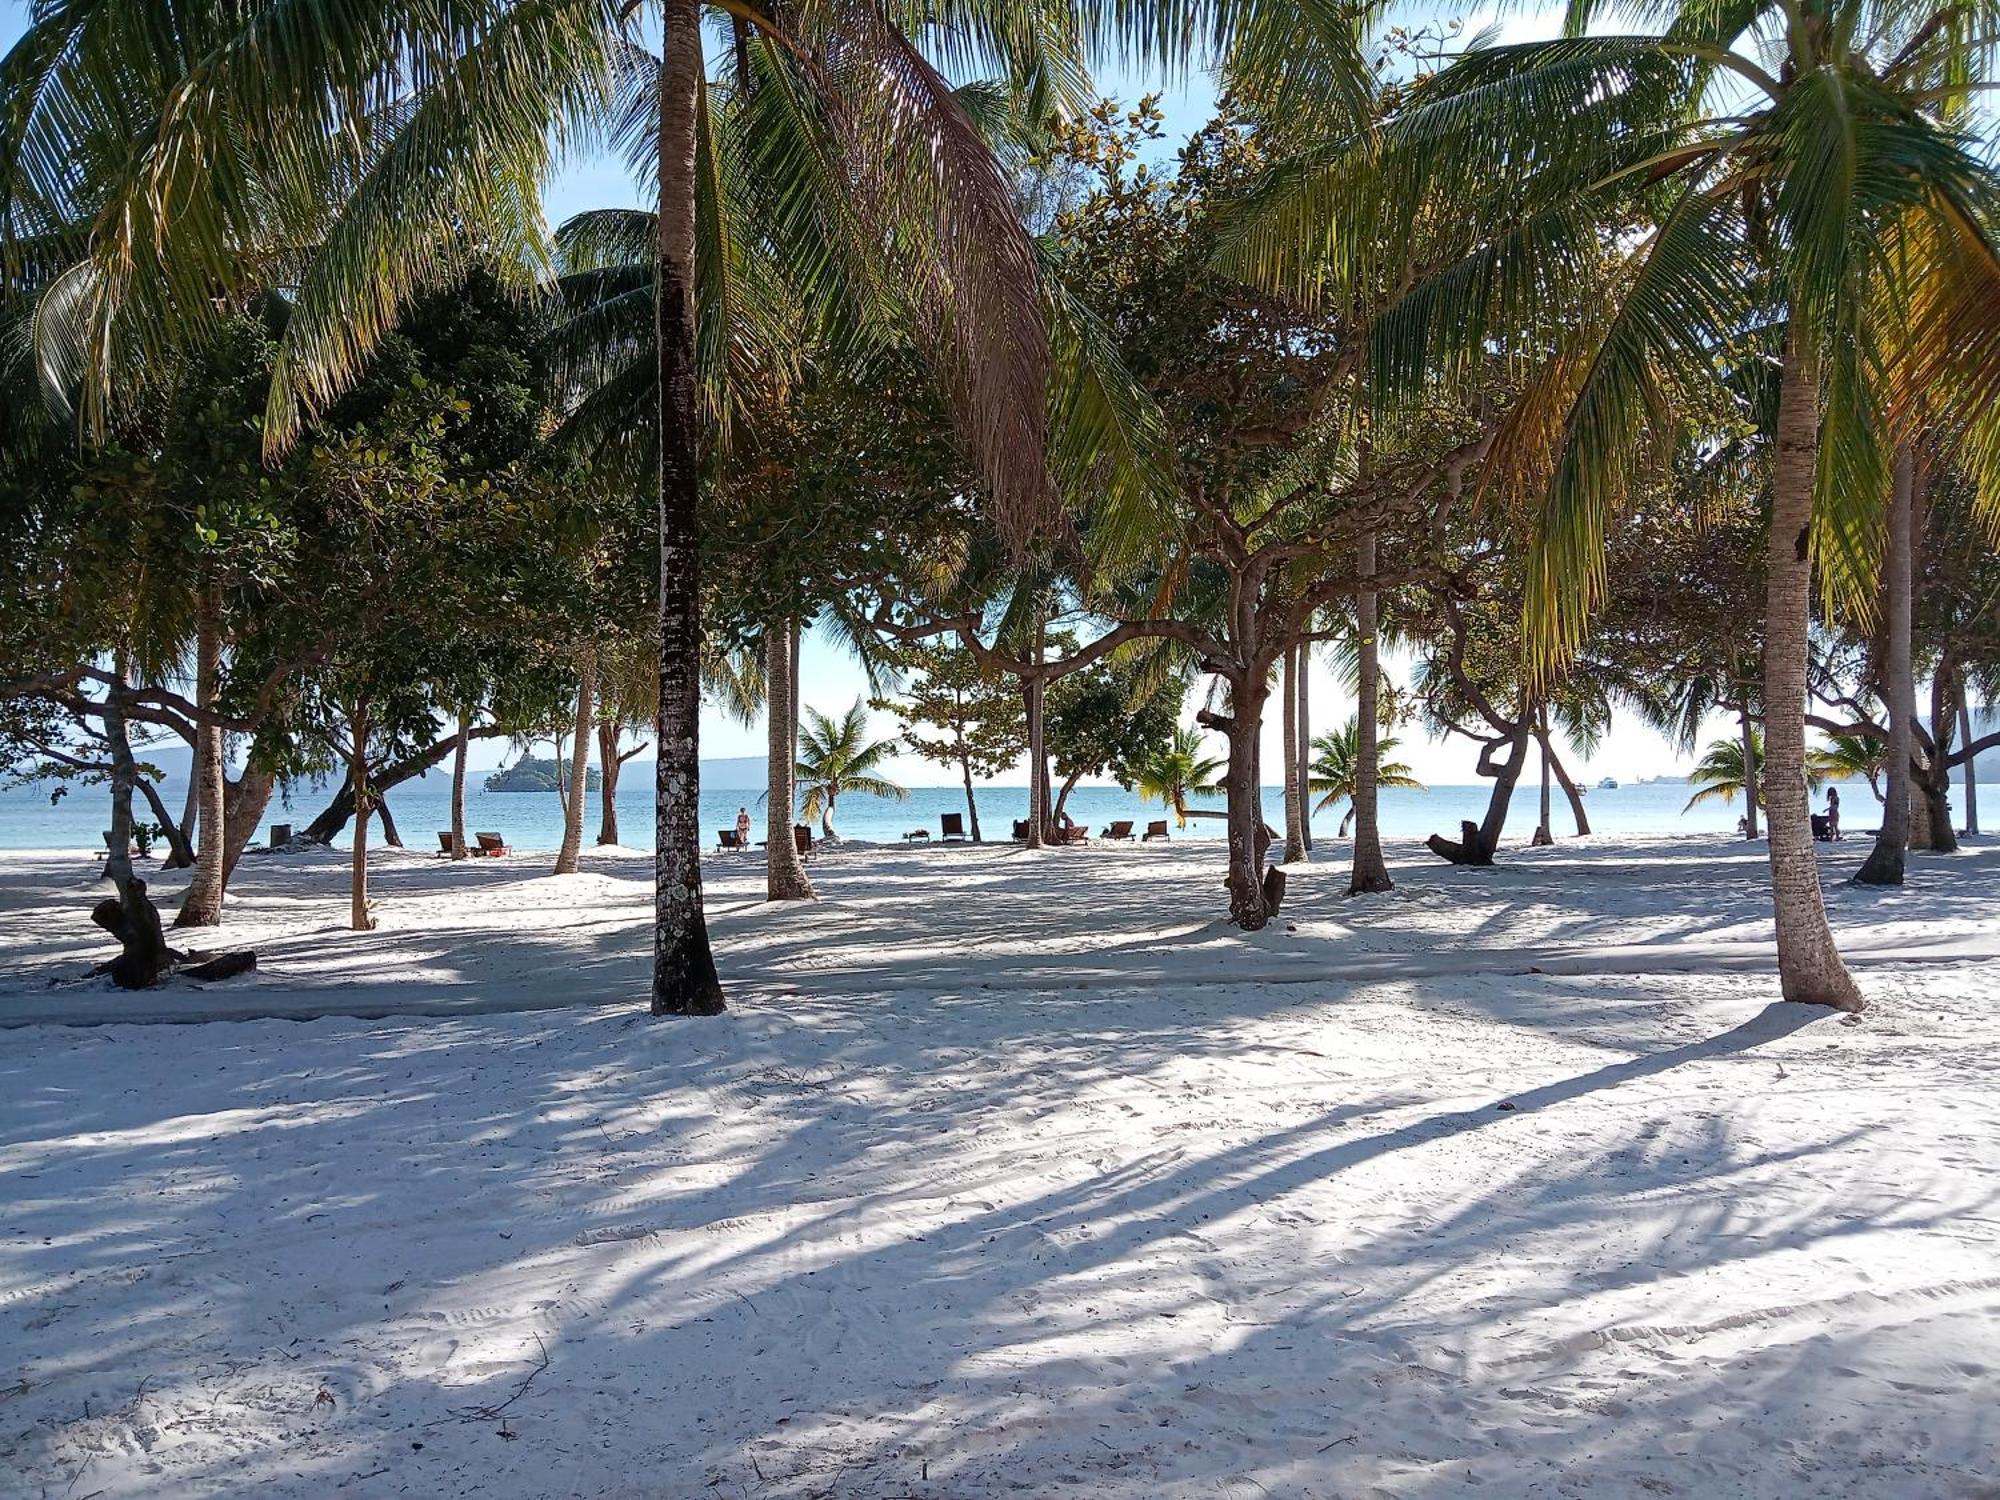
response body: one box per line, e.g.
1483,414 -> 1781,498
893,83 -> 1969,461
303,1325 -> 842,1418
4,764 -> 1979,853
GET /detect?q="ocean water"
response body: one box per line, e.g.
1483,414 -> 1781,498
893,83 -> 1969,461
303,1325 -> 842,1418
4,767 -> 1972,854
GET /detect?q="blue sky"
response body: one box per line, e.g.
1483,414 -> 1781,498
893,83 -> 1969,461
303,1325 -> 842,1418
0,7 -> 1715,782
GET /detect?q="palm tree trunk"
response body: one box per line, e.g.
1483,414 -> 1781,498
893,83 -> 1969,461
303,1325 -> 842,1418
349,703 -> 374,932
1545,738 -> 1591,835
1855,446 -> 1914,885
1917,669 -> 1959,852
1281,645 -> 1306,863
1961,690 -> 1979,835
822,792 -> 836,840
650,0 -> 724,1015
175,582 -> 228,926
1023,674 -> 1046,849
766,622 -> 814,899
1296,649 -> 1312,851
1225,675 -> 1276,927
168,772 -> 198,868
555,648 -> 595,874
1764,336 -> 1862,1009
596,720 -> 621,845
1350,531 -> 1393,893
1532,703 -> 1553,847
1738,695 -> 1761,840
450,712 -> 470,859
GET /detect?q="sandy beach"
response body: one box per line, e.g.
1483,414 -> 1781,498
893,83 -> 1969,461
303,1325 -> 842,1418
2,836 -> 1997,1496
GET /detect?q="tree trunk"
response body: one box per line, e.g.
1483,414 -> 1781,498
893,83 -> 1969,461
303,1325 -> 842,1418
141,775 -> 196,869
1281,645 -> 1306,863
219,767 -> 275,882
1763,336 -> 1863,1009
1053,767 -> 1084,825
960,749 -> 983,842
1962,691 -> 1980,835
1427,728 -> 1528,866
650,0 -> 724,1015
1224,676 -> 1278,928
821,792 -> 836,840
175,583 -> 228,926
1023,674 -> 1046,849
1547,737 -> 1591,835
96,676 -> 173,988
1350,531 -> 1392,894
168,771 -> 199,868
376,795 -> 401,849
1855,446 -> 1914,885
451,715 -> 471,859
1297,647 -> 1312,851
302,734 -> 469,842
765,621 -> 814,899
1738,695 -> 1761,840
1532,705 -> 1554,847
554,649 -> 595,875
596,720 -> 622,845
1920,666 -> 1960,853
349,705 -> 375,932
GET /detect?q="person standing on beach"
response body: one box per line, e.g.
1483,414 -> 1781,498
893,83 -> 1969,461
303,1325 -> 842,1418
1827,787 -> 1841,841
736,806 -> 752,849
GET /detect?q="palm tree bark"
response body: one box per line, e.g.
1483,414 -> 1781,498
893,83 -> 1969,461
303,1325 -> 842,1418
175,582 -> 228,926
765,621 -> 815,899
1350,531 -> 1392,893
1296,649 -> 1312,851
1545,737 -> 1591,835
1738,695 -> 1761,840
1531,703 -> 1553,847
451,712 -> 471,859
1961,690 -> 1980,835
596,720 -> 622,845
1764,338 -> 1863,1009
1281,645 -> 1306,863
555,648 -> 595,875
1855,446 -> 1914,885
650,0 -> 724,1015
348,703 -> 375,932
1224,677 -> 1277,927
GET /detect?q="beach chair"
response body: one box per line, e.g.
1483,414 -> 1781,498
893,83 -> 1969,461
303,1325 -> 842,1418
475,832 -> 510,857
716,829 -> 744,852
1052,822 -> 1090,845
436,831 -> 455,857
793,825 -> 814,860
1101,819 -> 1135,841
1142,819 -> 1170,842
1012,819 -> 1030,841
940,813 -> 968,842
903,827 -> 931,843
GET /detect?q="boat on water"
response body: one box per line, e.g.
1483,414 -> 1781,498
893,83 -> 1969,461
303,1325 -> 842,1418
1597,776 -> 1619,790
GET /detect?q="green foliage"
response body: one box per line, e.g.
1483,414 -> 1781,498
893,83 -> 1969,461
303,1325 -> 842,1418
871,644 -> 1026,784
1045,654 -> 1185,788
1133,725 -> 1224,824
795,699 -> 908,833
1308,716 -> 1423,819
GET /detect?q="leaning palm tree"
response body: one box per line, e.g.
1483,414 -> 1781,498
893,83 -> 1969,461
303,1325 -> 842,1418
1135,726 -> 1226,828
1309,717 -> 1424,837
1685,729 -> 1849,813
795,700 -> 906,838
1227,0 -> 2000,1010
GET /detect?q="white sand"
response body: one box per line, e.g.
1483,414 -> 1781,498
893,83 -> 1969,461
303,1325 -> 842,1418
1,834 -> 1996,1497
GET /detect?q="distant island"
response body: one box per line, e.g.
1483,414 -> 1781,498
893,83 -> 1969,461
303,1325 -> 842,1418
485,757 -> 602,793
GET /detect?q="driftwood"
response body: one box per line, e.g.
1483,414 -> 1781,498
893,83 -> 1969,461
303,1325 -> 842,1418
91,879 -> 255,989
1426,819 -> 1496,867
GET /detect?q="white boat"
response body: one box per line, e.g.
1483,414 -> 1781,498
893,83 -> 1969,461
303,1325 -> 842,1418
1596,777 -> 1618,790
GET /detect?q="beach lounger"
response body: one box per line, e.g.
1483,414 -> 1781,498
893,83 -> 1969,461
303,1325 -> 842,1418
903,827 -> 930,843
717,829 -> 745,851
1142,819 -> 1170,842
475,832 -> 510,857
1012,819 -> 1030,841
940,813 -> 968,842
436,831 -> 456,857
1811,814 -> 1832,842
794,825 -> 814,859
1101,819 -> 1135,841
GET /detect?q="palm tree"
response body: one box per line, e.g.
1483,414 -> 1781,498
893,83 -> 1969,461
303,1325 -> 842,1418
1231,0 -> 2000,1010
1135,726 -> 1226,827
1310,717 -> 1423,837
795,700 -> 906,838
1685,729 -> 1850,814
9,0 -> 1308,1015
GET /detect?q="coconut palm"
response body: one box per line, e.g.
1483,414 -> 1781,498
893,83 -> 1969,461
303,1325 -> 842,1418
1229,0 -> 2000,1010
1310,717 -> 1423,837
1134,726 -> 1226,827
1685,729 -> 1855,813
795,700 -> 906,838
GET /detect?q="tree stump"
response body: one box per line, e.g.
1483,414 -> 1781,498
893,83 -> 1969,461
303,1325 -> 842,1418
1425,820 -> 1496,867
